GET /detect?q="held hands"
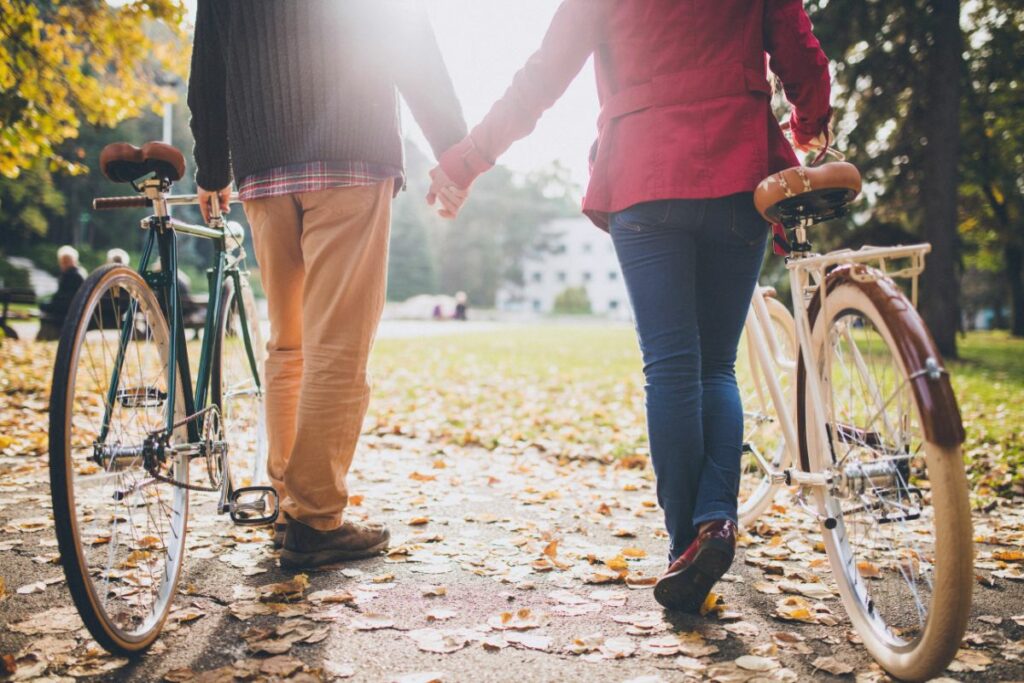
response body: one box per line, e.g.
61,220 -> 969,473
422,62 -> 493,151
426,167 -> 469,219
197,186 -> 232,224
793,126 -> 832,154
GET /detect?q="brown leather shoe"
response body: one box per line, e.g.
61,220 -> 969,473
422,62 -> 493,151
280,517 -> 390,569
272,522 -> 287,550
653,519 -> 736,613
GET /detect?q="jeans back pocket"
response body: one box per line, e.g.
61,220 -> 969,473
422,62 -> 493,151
612,200 -> 674,233
729,195 -> 769,246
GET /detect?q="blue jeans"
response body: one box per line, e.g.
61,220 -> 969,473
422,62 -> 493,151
610,193 -> 768,561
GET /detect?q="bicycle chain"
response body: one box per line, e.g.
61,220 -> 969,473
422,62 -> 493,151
143,405 -> 225,493
148,466 -> 221,493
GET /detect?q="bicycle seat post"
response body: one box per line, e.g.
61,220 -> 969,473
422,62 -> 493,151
140,178 -> 171,220
789,221 -> 814,256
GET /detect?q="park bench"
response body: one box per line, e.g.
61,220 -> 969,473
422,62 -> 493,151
181,292 -> 209,338
0,287 -> 37,340
0,285 -> 207,340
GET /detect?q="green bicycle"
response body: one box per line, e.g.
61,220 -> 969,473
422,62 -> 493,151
48,141 -> 276,655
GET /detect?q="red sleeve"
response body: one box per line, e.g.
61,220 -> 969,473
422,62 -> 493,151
764,0 -> 833,144
439,0 -> 606,188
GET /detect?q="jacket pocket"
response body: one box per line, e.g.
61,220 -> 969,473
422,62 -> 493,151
613,200 -> 673,233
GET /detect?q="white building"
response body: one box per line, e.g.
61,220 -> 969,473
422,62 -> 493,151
497,217 -> 632,319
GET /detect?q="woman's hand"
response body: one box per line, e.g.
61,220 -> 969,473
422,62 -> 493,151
793,128 -> 831,154
198,186 -> 232,223
426,166 -> 469,220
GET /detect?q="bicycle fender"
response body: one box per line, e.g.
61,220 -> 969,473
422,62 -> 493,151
797,264 -> 965,472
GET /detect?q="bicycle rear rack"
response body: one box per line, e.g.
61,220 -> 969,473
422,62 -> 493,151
791,243 -> 930,307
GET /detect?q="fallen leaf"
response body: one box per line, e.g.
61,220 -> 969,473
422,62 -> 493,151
487,608 -> 543,631
260,655 -> 304,678
391,672 -> 445,683
408,628 -> 472,654
735,655 -> 779,672
351,614 -> 395,631
773,596 -> 818,624
258,574 -> 309,603
503,632 -> 552,651
812,656 -> 855,675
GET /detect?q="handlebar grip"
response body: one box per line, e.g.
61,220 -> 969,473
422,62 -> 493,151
93,196 -> 152,211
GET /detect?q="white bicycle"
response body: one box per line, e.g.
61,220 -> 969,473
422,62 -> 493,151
733,155 -> 973,681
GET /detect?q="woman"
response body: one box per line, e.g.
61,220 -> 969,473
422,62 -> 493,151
431,1 -> 831,612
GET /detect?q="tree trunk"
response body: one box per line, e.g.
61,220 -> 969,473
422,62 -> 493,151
919,0 -> 962,358
1008,244 -> 1024,337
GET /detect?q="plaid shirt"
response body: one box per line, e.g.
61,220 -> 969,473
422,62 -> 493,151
238,160 -> 400,201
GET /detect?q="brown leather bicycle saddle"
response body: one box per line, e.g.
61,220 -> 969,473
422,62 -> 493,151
99,141 -> 186,183
754,161 -> 862,227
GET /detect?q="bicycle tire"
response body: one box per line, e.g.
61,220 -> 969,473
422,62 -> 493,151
797,265 -> 972,682
49,265 -> 189,655
738,294 -> 797,527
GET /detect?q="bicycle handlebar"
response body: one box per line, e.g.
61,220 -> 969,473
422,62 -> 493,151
92,193 -> 242,211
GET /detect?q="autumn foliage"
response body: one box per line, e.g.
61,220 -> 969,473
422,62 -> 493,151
0,0 -> 188,178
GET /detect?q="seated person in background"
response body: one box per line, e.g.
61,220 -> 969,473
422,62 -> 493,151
38,245 -> 87,341
106,248 -> 131,267
95,248 -> 133,328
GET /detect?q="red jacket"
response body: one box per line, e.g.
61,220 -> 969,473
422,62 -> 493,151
439,0 -> 832,229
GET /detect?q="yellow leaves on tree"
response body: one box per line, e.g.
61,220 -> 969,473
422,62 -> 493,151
0,0 -> 189,179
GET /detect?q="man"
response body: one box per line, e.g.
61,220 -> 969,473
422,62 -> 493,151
38,245 -> 87,341
189,0 -> 468,569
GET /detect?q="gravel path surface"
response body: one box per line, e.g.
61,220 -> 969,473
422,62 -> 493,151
2,430 -> 1023,682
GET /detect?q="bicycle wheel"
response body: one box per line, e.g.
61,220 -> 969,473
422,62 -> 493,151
737,294 -> 796,526
49,265 -> 189,655
799,266 -> 972,682
211,276 -> 267,492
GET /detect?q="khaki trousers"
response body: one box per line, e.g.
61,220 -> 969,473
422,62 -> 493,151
243,180 -> 392,531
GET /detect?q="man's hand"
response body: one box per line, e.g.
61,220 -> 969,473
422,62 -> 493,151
426,167 -> 469,220
198,186 -> 232,223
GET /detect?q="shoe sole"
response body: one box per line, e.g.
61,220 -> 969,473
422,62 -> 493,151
279,539 -> 389,569
653,538 -> 734,613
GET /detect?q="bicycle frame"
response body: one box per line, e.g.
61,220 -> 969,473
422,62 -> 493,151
743,227 -> 932,518
97,180 -> 262,477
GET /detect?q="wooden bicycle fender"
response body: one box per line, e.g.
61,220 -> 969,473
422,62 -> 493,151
797,264 -> 965,472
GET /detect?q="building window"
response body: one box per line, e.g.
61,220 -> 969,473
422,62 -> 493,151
609,300 -> 619,310
557,271 -> 567,283
609,271 -> 618,281
582,272 -> 592,282
582,243 -> 594,254
532,272 -> 542,283
533,299 -> 542,311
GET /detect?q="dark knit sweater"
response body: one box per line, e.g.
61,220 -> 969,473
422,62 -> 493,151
188,0 -> 467,191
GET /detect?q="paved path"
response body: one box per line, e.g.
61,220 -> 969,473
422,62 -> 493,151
2,425 -> 1023,682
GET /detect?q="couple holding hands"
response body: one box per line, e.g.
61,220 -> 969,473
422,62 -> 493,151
189,0 -> 830,613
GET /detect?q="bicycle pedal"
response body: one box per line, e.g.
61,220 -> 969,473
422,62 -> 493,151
877,509 -> 921,524
229,486 -> 279,526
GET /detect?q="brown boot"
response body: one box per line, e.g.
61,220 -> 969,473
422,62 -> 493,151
280,517 -> 390,569
272,522 -> 288,550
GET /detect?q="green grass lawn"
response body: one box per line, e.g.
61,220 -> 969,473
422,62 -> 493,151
949,331 -> 1024,498
370,325 -> 1023,499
